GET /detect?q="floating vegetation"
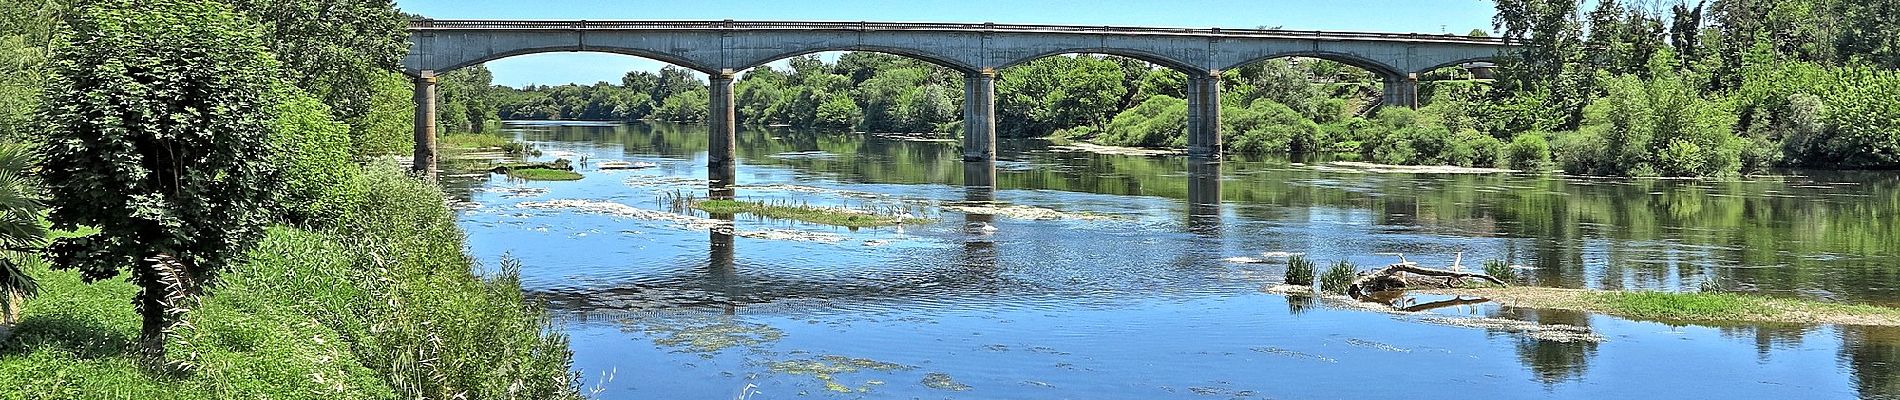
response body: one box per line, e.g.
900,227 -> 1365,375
623,175 -> 708,189
1285,255 -> 1316,286
634,318 -> 786,356
1250,347 -> 1337,363
517,200 -> 846,243
1048,142 -> 1183,156
482,186 -> 549,198
595,160 -> 657,170
921,372 -> 972,391
941,202 -> 1118,221
1344,338 -> 1410,352
732,184 -> 890,200
505,168 -> 583,181
691,199 -> 932,228
1416,316 -> 1604,343
768,355 -> 916,393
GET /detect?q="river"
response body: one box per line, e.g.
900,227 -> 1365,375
443,121 -> 1900,399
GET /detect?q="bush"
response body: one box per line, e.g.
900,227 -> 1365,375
1506,132 -> 1553,171
322,165 -> 583,399
1095,95 -> 1187,148
1483,259 -> 1517,283
1225,99 -> 1326,154
1284,255 -> 1315,286
1571,59 -> 1741,176
270,92 -> 354,226
1319,261 -> 1358,295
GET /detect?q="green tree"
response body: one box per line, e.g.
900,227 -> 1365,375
39,0 -> 285,359
220,0 -> 407,125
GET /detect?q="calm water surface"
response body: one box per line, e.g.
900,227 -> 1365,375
447,121 -> 1900,399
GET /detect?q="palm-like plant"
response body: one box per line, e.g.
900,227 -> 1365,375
0,142 -> 45,325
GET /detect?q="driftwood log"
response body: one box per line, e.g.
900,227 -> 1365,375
1347,263 -> 1507,299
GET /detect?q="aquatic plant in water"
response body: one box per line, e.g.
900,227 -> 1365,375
1284,255 -> 1316,286
1483,259 -> 1516,283
1320,261 -> 1358,295
768,355 -> 915,393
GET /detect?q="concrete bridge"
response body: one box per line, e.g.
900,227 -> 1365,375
402,20 -> 1511,195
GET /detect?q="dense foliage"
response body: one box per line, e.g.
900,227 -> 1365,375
39,0 -> 285,357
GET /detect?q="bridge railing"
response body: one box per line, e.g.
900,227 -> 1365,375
408,19 -> 1510,45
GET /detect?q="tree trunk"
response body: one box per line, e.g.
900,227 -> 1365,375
135,267 -> 167,361
1347,263 -> 1508,299
3,290 -> 20,325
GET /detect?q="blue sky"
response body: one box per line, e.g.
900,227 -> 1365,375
395,0 -> 1501,87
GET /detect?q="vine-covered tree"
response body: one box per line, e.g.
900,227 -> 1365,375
39,0 -> 284,360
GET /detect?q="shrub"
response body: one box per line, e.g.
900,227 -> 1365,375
1483,259 -> 1517,283
1284,255 -> 1315,286
1096,95 -> 1187,148
1572,57 -> 1741,177
1319,261 -> 1358,295
1225,99 -> 1325,154
1506,132 -> 1553,171
324,166 -> 583,399
270,92 -> 354,226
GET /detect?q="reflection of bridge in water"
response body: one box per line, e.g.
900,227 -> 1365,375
400,19 -> 1512,198
530,160 -> 1223,314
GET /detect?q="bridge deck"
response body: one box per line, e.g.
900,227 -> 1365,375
408,19 -> 1510,46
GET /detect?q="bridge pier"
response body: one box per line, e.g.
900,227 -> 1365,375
1382,73 -> 1419,109
962,69 -> 997,162
708,69 -> 738,200
412,70 -> 438,177
1185,73 -> 1223,160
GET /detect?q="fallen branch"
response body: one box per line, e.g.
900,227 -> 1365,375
1347,263 -> 1507,299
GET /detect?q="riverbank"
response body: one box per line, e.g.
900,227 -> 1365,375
1419,287 -> 1900,327
0,166 -> 582,399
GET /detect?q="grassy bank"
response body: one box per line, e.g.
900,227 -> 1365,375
1422,287 -> 1900,327
0,166 -> 582,399
693,199 -> 930,227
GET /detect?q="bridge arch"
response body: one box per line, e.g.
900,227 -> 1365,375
1218,51 -> 1403,79
997,48 -> 1207,76
1413,56 -> 1500,75
411,46 -> 719,76
733,46 -> 980,75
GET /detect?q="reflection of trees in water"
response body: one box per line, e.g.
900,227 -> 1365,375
1842,326 -> 1900,398
1716,325 -> 1811,362
1495,307 -> 1598,385
511,122 -> 1900,303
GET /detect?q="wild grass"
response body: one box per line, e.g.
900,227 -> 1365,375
1483,259 -> 1516,282
1424,286 -> 1900,326
439,133 -> 510,150
508,168 -> 583,181
1284,255 -> 1315,286
1319,261 -> 1358,295
0,166 -> 584,399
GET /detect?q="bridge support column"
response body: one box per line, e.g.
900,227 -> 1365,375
1383,73 -> 1419,109
1186,72 -> 1223,160
962,69 -> 997,162
412,70 -> 438,177
708,69 -> 738,200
